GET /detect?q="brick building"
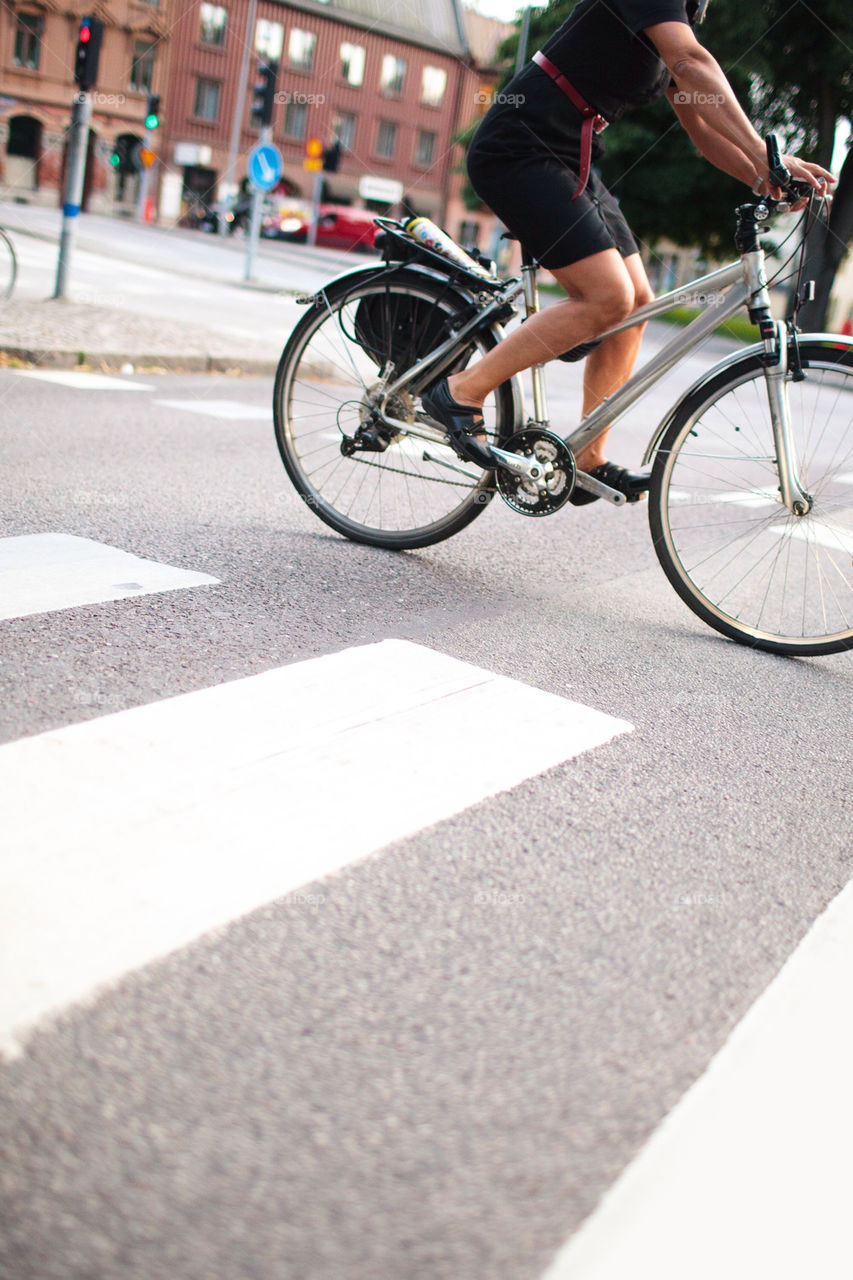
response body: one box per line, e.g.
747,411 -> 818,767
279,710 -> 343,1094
0,0 -> 174,213
0,0 -> 511,249
157,0 -> 509,237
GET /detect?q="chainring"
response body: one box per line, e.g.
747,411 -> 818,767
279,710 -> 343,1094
496,428 -> 576,516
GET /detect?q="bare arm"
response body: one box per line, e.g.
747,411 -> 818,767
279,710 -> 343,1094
668,90 -> 756,184
647,21 -> 833,198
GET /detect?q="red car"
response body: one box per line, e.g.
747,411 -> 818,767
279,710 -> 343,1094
262,201 -> 378,251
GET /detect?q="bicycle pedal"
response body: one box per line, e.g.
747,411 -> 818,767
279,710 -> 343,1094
573,471 -> 629,505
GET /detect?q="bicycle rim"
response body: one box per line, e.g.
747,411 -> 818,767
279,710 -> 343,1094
0,229 -> 16,300
651,347 -> 853,655
274,274 -> 512,549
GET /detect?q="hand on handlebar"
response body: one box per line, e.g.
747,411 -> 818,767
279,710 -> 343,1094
754,139 -> 835,211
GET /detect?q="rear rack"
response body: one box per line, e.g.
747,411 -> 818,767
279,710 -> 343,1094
372,217 -> 506,291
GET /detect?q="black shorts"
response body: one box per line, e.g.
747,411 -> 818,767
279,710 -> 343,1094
467,149 -> 639,272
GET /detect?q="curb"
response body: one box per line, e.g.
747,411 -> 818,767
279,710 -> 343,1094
0,347 -> 280,375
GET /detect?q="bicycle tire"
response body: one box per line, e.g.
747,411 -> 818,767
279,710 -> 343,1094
0,228 -> 17,300
273,267 -> 517,550
649,339 -> 853,655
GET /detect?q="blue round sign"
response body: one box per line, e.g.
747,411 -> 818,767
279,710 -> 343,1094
248,143 -> 283,192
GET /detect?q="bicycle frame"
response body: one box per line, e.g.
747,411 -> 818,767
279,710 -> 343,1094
378,232 -> 809,512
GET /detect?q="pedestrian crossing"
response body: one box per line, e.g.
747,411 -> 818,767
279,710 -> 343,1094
0,533 -> 219,621
0,632 -> 632,1060
1,519 -> 850,1276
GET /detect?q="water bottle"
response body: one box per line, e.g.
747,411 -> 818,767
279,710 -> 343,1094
404,217 -> 492,278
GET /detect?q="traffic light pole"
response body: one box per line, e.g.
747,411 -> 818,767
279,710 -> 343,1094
244,124 -> 271,282
136,125 -> 152,223
53,90 -> 92,300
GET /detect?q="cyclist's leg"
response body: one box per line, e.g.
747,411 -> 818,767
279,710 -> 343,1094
574,253 -> 655,470
446,248 -> 636,410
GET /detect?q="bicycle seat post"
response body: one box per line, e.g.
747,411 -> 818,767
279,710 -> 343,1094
520,246 -> 548,424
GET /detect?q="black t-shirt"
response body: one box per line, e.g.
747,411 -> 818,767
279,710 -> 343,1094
541,0 -> 692,119
470,0 -> 694,166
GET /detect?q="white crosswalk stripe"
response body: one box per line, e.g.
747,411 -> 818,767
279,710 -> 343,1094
153,399 -> 271,420
0,533 -> 219,621
0,640 -> 631,1059
12,370 -> 152,391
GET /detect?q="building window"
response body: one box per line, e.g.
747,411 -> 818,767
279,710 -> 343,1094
380,55 -> 405,97
255,19 -> 283,60
340,41 -> 364,86
13,13 -> 43,70
130,41 -> 156,92
194,77 -> 221,121
333,110 -> 356,151
421,66 -> 447,107
200,3 -> 227,46
375,120 -> 397,159
288,28 -> 315,71
415,129 -> 435,167
284,102 -> 307,139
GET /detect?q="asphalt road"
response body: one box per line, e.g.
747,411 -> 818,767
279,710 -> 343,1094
1,363 -> 851,1278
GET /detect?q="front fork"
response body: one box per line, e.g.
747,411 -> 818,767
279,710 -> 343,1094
762,319 -> 812,515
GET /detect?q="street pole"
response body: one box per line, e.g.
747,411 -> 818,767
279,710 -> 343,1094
307,170 -> 323,247
515,7 -> 532,73
136,126 -> 152,222
223,0 -> 258,236
244,123 -> 270,282
53,90 -> 92,299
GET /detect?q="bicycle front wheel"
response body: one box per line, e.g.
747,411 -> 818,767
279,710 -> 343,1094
0,228 -> 17,300
650,341 -> 853,655
273,269 -> 516,549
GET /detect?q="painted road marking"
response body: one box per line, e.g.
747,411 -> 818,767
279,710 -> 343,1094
541,880 -> 853,1280
0,639 -> 632,1058
12,370 -> 152,391
0,534 -> 219,621
769,517 -> 853,556
154,399 -> 271,421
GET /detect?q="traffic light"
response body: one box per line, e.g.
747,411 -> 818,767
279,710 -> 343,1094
144,93 -> 160,131
250,61 -> 277,128
74,15 -> 104,91
322,142 -> 341,173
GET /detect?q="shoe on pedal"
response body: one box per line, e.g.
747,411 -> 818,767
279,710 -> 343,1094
422,379 -> 494,470
569,460 -> 651,506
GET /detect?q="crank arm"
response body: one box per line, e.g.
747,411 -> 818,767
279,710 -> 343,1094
489,444 -> 551,485
573,470 -> 628,505
421,450 -> 483,481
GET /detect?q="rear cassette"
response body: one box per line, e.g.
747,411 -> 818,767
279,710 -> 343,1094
497,428 -> 576,516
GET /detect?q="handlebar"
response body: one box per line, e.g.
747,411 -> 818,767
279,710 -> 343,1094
764,133 -> 816,205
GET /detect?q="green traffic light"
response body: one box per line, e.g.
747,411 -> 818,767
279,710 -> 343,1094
145,112 -> 159,130
110,151 -> 120,167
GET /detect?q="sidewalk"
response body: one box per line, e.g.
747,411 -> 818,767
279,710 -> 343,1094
0,296 -> 281,375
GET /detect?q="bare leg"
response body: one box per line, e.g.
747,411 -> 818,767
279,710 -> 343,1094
574,254 -> 654,470
446,249 -> 636,410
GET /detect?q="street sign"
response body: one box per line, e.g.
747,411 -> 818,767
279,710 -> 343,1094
358,175 -> 403,204
138,147 -> 157,169
248,142 -> 283,192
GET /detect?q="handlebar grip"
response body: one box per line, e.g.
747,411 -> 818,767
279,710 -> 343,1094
765,134 -> 792,189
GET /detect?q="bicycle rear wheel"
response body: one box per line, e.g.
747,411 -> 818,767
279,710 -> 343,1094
650,341 -> 853,655
273,269 -> 516,549
0,228 -> 17,300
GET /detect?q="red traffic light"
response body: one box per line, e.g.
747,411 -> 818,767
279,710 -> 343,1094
80,23 -> 91,41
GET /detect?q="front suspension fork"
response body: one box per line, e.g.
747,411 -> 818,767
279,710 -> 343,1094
763,320 -> 812,515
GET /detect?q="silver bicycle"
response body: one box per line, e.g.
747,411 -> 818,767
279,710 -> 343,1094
0,225 -> 17,300
274,140 -> 853,656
